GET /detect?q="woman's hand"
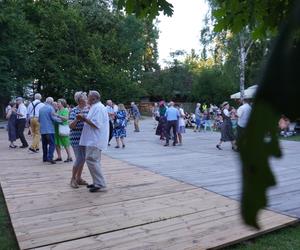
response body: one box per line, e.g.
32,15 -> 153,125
76,114 -> 85,121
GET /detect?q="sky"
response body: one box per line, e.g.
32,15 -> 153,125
157,0 -> 209,67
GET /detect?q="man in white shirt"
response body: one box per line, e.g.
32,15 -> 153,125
237,99 -> 252,140
106,100 -> 115,146
27,93 -> 45,152
16,97 -> 28,148
78,91 -> 109,193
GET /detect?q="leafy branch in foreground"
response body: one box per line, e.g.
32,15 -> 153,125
117,0 -> 173,19
239,0 -> 300,228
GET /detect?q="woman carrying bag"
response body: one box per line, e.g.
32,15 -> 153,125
54,98 -> 73,162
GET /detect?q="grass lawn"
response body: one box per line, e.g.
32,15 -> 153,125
281,134 -> 300,142
0,187 -> 19,250
227,223 -> 300,250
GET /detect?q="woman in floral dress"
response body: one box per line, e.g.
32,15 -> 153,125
113,104 -> 128,148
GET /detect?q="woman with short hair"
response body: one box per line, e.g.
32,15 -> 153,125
69,92 -> 89,188
55,98 -> 73,162
113,104 -> 127,148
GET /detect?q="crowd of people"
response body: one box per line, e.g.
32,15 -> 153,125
152,100 -> 252,150
8,92 -> 295,192
5,91 -> 141,192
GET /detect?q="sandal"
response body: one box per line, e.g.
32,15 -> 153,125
115,146 -> 120,148
55,158 -> 62,161
77,179 -> 88,185
216,145 -> 222,150
70,178 -> 79,189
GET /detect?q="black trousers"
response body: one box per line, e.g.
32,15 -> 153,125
166,120 -> 178,144
16,119 -> 28,147
237,125 -> 245,141
109,120 -> 113,143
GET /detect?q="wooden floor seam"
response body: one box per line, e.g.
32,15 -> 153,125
0,131 -> 298,250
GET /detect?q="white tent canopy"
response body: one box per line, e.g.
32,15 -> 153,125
230,85 -> 258,99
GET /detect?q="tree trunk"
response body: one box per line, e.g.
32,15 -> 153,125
239,43 -> 246,100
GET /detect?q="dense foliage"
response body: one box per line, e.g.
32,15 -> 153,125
209,0 -> 294,38
0,0 -> 159,112
142,49 -> 239,105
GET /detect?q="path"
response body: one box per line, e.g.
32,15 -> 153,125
0,126 -> 297,250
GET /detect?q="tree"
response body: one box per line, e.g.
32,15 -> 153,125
237,29 -> 254,99
0,0 -> 160,107
209,0 -> 294,38
0,0 -> 36,115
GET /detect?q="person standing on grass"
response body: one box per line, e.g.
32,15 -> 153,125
78,90 -> 109,193
131,102 -> 141,132
69,91 -> 90,188
176,104 -> 186,146
39,97 -> 61,164
27,93 -> 44,153
54,99 -> 73,163
113,104 -> 128,148
15,97 -> 29,148
194,103 -> 202,132
106,100 -> 115,146
164,101 -> 180,147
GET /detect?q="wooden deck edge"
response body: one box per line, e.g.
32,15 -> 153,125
0,183 -> 22,250
209,218 -> 299,250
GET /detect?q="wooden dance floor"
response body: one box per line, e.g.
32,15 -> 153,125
0,131 -> 297,250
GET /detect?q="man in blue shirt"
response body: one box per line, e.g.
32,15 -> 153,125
164,101 -> 179,146
39,97 -> 61,164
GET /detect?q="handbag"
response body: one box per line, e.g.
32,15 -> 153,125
59,124 -> 70,136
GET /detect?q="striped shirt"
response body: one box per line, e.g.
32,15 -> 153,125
69,106 -> 89,146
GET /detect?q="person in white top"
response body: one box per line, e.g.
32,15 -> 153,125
78,90 -> 109,193
176,104 -> 186,146
27,93 -> 45,152
237,99 -> 252,139
106,100 -> 116,146
16,97 -> 29,148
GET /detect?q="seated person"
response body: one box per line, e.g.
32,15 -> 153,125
279,115 -> 291,137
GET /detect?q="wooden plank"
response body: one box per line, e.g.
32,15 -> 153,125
0,130 -> 298,250
33,210 -> 296,250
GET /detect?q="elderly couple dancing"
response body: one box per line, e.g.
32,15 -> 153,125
67,90 -> 109,193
